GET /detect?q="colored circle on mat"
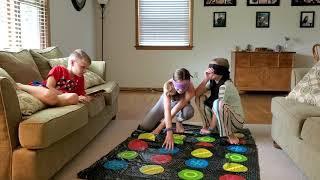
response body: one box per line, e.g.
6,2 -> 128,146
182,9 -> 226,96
178,169 -> 204,180
196,136 -> 215,143
195,142 -> 214,147
103,160 -> 128,171
234,133 -> 245,138
223,163 -> 248,173
128,139 -> 148,151
185,158 -> 209,169
225,153 -> 248,163
117,150 -> 138,160
138,133 -> 155,141
139,165 -> 164,175
150,154 -> 172,164
219,174 -> 245,180
174,139 -> 184,145
158,147 -> 180,154
227,145 -> 248,153
173,134 -> 186,144
191,148 -> 213,158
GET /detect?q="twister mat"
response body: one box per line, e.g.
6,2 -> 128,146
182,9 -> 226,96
78,124 -> 260,180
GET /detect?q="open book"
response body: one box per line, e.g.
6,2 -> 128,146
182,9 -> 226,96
86,89 -> 106,96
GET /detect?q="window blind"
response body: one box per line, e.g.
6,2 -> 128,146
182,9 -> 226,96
137,0 -> 192,47
0,0 -> 49,49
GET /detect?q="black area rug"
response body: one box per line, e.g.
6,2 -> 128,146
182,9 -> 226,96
78,124 -> 260,180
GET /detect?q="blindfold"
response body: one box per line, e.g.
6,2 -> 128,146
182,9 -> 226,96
208,64 -> 229,76
172,80 -> 189,92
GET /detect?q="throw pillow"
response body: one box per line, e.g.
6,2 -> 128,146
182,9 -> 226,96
16,90 -> 46,116
287,61 -> 320,106
29,50 -> 53,79
0,51 -> 43,84
31,46 -> 63,59
48,58 -> 105,89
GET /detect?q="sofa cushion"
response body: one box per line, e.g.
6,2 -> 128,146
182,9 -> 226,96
86,95 -> 106,117
29,50 -> 54,79
31,46 -> 63,59
19,104 -> 88,149
48,58 -> 106,89
0,50 -> 43,84
300,117 -> 320,151
287,61 -> 320,106
17,90 -> 46,116
0,67 -> 16,85
272,97 -> 320,121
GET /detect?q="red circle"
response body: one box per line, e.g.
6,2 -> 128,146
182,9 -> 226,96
195,142 -> 214,147
219,174 -> 245,180
150,154 -> 172,164
128,139 -> 148,151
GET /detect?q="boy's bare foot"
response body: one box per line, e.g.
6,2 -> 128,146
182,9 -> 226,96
200,128 -> 211,135
16,83 -> 23,90
176,122 -> 184,133
228,134 -> 239,144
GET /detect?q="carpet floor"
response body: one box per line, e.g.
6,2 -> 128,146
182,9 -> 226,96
52,120 -> 308,180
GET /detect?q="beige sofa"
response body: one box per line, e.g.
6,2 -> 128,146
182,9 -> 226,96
271,67 -> 319,180
0,47 -> 119,180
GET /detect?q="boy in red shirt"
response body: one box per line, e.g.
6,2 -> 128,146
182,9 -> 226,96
18,49 -> 92,106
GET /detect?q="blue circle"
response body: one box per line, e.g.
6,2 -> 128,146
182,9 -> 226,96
158,147 -> 180,154
227,145 -> 248,153
103,160 -> 128,171
185,158 -> 208,169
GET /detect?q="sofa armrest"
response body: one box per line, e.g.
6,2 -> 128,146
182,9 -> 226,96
291,68 -> 310,90
0,77 -> 22,180
89,61 -> 106,80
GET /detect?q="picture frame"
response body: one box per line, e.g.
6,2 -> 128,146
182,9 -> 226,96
292,0 -> 320,6
300,11 -> 315,28
256,12 -> 270,28
247,0 -> 280,6
213,12 -> 227,27
204,0 -> 236,6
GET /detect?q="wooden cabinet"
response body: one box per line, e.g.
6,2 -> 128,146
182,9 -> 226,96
232,51 -> 295,92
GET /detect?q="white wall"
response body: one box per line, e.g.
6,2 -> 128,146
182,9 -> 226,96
49,0 -> 97,59
103,0 -> 319,88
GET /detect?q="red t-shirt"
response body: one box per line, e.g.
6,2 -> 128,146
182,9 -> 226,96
44,66 -> 86,96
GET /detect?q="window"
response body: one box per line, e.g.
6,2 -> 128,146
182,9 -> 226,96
0,0 -> 49,49
136,0 -> 193,50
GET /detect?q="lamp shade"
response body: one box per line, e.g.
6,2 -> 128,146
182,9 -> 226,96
97,0 -> 109,5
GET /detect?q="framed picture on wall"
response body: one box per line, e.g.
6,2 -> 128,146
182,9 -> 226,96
300,11 -> 315,28
247,0 -> 280,6
213,12 -> 227,27
292,0 -> 320,6
204,0 -> 236,6
256,12 -> 270,28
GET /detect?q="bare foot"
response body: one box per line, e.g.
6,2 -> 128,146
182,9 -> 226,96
16,83 -> 23,90
176,122 -> 184,133
200,128 -> 211,135
228,134 -> 239,144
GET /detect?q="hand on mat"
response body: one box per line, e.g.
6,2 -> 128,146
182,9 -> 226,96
163,131 -> 174,150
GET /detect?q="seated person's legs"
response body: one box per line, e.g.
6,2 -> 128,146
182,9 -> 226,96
57,93 -> 79,106
17,84 -> 59,106
175,103 -> 194,133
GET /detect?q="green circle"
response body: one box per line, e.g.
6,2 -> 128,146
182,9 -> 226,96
196,136 -> 215,143
174,139 -> 184,144
178,169 -> 204,180
117,151 -> 138,160
225,153 -> 248,163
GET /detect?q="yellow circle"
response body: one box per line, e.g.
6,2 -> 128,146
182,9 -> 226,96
138,133 -> 155,141
234,133 -> 245,138
191,148 -> 213,158
223,163 -> 248,172
139,165 -> 164,175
